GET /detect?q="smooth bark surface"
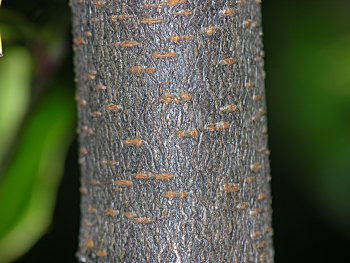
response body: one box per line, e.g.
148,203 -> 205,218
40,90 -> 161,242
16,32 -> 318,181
71,0 -> 273,262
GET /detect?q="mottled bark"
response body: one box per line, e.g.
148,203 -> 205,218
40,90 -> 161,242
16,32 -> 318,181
71,0 -> 273,262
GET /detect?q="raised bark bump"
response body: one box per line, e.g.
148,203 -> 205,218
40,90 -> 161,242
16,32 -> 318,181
95,84 -> 106,92
125,212 -> 134,219
115,41 -> 139,48
167,35 -> 194,42
251,231 -> 262,241
259,252 -> 269,262
252,108 -> 267,122
75,96 -> 87,107
93,0 -> 105,9
87,70 -> 97,80
85,239 -> 94,249
161,93 -> 191,104
130,65 -> 156,75
109,15 -> 131,22
219,9 -> 236,17
154,173 -> 174,181
220,104 -> 237,113
73,37 -> 86,46
204,25 -> 217,36
90,111 -> 102,118
145,67 -> 156,73
223,183 -> 239,193
179,92 -> 191,102
250,162 -> 262,173
123,138 -> 144,148
165,0 -> 186,7
101,159 -> 117,166
250,208 -> 262,216
176,129 -> 198,139
163,191 -> 187,200
141,18 -> 165,25
81,125 -> 93,135
79,187 -> 88,195
79,147 -> 88,156
246,176 -> 254,184
205,121 -> 230,132
87,207 -> 97,214
265,226 -> 274,236
84,31 -> 92,37
104,104 -> 122,112
151,52 -> 177,59
143,0 -> 186,9
245,80 -> 253,90
89,179 -> 99,186
104,208 -> 118,217
258,147 -> 270,155
133,172 -> 153,180
96,250 -> 107,257
114,180 -> 133,187
253,94 -> 262,102
219,58 -> 236,65
257,192 -> 268,201
129,65 -> 143,75
134,217 -> 152,224
243,19 -> 252,28
163,191 -> 187,209
237,202 -> 249,210
173,9 -> 192,17
256,241 -> 265,249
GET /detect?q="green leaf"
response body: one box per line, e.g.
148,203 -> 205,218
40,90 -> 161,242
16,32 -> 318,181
0,47 -> 32,164
0,88 -> 75,262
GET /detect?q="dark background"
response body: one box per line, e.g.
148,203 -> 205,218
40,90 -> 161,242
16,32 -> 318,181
0,0 -> 349,262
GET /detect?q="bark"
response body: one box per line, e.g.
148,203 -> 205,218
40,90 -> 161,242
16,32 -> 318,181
71,0 -> 273,262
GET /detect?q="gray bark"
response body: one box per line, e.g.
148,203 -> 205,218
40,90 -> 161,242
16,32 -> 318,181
71,0 -> 273,262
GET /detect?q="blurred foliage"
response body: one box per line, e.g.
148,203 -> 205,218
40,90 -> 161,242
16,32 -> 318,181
265,0 -> 350,232
284,33 -> 350,228
0,48 -> 31,163
0,0 -> 75,262
0,88 -> 75,262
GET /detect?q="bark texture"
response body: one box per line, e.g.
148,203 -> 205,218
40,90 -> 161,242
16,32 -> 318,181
71,0 -> 273,262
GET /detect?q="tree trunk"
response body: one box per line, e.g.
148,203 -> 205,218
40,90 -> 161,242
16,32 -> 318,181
71,0 -> 273,262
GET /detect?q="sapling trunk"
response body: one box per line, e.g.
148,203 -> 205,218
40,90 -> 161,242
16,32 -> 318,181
71,0 -> 273,262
